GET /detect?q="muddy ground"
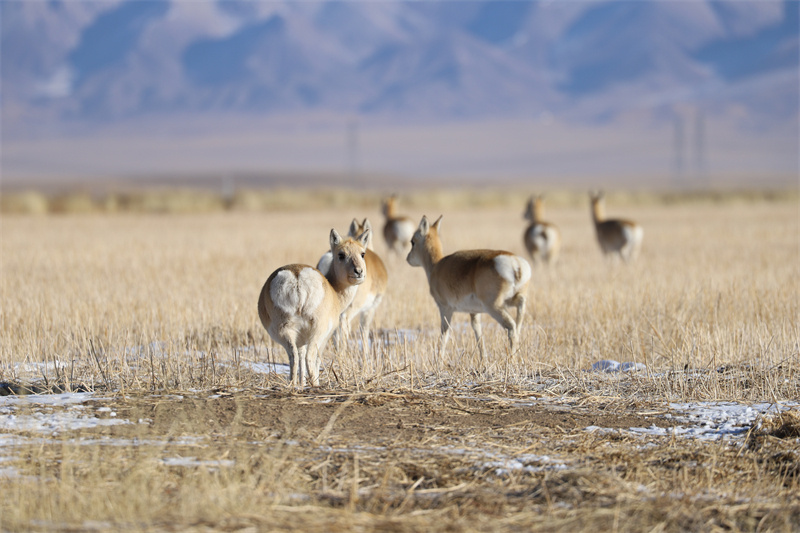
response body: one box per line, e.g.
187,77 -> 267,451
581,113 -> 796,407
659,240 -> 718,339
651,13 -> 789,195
5,390 -> 800,532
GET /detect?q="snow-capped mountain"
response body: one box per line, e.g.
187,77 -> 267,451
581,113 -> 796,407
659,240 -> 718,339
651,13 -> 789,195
1,0 -> 796,136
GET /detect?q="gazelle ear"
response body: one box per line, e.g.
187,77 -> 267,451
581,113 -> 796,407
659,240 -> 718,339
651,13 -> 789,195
356,229 -> 371,249
330,228 -> 343,250
432,215 -> 443,232
362,218 -> 371,232
418,216 -> 429,236
348,218 -> 359,237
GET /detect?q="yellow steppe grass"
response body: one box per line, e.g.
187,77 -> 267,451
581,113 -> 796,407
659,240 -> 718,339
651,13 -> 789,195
1,193 -> 799,532
1,196 -> 797,398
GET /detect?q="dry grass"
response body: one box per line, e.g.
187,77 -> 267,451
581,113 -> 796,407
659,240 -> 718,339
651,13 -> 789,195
1,190 -> 799,531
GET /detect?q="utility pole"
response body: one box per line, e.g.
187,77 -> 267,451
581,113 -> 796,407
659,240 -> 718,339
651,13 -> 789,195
347,120 -> 359,180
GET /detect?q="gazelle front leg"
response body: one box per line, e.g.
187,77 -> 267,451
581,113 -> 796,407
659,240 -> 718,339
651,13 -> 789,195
438,307 -> 455,366
470,313 -> 486,361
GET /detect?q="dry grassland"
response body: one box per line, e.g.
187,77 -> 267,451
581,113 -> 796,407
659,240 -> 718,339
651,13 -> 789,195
1,192 -> 798,531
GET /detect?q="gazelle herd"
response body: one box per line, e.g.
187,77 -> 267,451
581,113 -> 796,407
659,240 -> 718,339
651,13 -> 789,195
259,192 -> 642,388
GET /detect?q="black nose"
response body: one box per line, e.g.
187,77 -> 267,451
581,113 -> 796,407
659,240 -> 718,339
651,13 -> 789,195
354,267 -> 363,277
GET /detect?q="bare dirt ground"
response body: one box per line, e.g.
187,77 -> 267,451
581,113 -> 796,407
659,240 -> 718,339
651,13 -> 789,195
7,388 -> 798,532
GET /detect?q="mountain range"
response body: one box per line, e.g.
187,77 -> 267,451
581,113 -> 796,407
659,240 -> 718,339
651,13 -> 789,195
1,0 -> 797,184
2,0 -> 797,133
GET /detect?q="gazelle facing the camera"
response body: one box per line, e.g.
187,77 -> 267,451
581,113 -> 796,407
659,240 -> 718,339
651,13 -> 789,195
523,195 -> 561,266
317,218 -> 388,346
407,215 -> 531,361
590,191 -> 643,262
258,228 -> 370,388
381,195 -> 415,256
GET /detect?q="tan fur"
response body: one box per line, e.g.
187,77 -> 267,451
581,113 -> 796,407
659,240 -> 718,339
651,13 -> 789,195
258,228 -> 370,388
523,195 -> 561,266
317,218 -> 388,346
407,215 -> 531,361
381,195 -> 415,255
590,191 -> 643,263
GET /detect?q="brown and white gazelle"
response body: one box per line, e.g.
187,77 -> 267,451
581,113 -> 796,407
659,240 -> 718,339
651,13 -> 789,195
407,215 -> 531,361
258,228 -> 370,388
590,191 -> 643,262
317,218 -> 388,345
381,195 -> 415,255
523,195 -> 561,266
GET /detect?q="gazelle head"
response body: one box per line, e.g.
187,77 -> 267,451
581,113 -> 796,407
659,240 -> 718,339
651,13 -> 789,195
406,215 -> 443,268
330,228 -> 370,285
381,195 -> 397,218
524,195 -> 544,222
348,218 -> 374,250
590,191 -> 606,221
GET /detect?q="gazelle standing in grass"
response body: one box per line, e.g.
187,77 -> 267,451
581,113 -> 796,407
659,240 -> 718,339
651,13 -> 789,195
317,218 -> 388,347
590,191 -> 643,262
258,227 -> 370,388
523,195 -> 561,266
381,195 -> 415,256
407,215 -> 531,362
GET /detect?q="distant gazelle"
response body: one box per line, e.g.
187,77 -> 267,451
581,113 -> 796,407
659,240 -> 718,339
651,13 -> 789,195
523,195 -> 561,265
258,227 -> 370,388
317,218 -> 388,345
407,215 -> 531,361
589,191 -> 643,262
381,195 -> 415,255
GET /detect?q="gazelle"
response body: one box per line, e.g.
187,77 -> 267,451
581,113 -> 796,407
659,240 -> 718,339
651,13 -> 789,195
258,228 -> 370,388
589,191 -> 643,262
523,195 -> 561,265
317,218 -> 388,345
406,215 -> 531,361
381,195 -> 415,255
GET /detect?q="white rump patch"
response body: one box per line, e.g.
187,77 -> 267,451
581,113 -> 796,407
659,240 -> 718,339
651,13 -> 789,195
316,252 -> 332,276
396,220 -> 415,243
494,255 -> 531,288
270,268 -> 325,316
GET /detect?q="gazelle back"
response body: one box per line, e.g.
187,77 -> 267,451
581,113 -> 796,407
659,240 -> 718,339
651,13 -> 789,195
381,195 -> 415,256
258,228 -> 370,388
317,218 -> 388,345
523,195 -> 561,266
407,215 -> 531,362
590,191 -> 643,263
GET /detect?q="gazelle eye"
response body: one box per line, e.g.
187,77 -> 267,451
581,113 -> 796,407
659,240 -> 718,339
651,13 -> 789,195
338,253 -> 346,261
361,252 -> 365,258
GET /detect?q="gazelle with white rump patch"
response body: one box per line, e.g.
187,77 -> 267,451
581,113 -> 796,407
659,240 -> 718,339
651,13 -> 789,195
317,218 -> 388,345
523,195 -> 561,266
590,191 -> 643,262
258,227 -> 370,388
407,215 -> 531,361
381,195 -> 415,256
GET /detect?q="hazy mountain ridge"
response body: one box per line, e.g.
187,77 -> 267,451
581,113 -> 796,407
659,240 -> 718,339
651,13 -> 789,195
1,0 -> 797,136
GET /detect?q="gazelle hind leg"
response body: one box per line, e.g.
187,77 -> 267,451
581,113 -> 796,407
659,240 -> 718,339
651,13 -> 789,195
297,345 -> 308,388
307,344 -> 321,387
487,306 -> 518,353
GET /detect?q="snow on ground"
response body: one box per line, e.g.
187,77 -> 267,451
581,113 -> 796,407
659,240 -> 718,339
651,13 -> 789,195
591,360 -> 647,373
1,389 -> 797,480
0,393 -> 132,434
628,401 -> 800,441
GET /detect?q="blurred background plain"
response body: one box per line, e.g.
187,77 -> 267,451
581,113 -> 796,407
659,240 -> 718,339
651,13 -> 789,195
1,0 -> 798,192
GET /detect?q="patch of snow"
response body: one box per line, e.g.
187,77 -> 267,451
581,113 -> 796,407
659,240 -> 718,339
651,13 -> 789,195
161,456 -> 235,469
0,410 -> 132,434
240,361 -> 290,375
629,401 -> 800,441
484,453 -> 568,476
592,360 -> 646,373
